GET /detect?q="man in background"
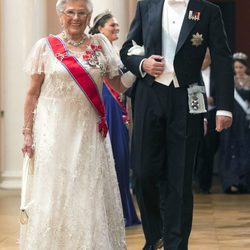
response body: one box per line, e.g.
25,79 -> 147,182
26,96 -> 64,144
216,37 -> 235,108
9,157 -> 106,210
195,49 -> 220,194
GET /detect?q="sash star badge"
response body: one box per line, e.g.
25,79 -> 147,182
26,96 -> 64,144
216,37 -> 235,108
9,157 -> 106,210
188,11 -> 201,21
191,33 -> 203,47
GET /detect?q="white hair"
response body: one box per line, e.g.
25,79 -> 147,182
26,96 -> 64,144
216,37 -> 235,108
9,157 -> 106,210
56,0 -> 93,14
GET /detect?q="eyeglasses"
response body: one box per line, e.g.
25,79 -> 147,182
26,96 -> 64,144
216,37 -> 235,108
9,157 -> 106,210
62,10 -> 90,18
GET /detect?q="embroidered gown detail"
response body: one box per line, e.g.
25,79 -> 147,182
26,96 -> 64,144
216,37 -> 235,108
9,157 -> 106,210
20,34 -> 126,250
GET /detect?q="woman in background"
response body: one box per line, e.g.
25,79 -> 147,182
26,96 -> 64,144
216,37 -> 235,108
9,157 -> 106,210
219,52 -> 250,194
89,11 -> 140,226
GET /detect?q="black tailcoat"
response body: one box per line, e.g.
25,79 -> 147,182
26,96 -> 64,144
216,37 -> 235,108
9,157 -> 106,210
120,0 -> 234,248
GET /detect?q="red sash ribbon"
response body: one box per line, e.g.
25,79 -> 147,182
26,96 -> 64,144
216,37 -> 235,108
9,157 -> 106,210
103,81 -> 129,124
47,35 -> 108,138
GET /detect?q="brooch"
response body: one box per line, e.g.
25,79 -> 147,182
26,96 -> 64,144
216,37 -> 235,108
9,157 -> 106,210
83,44 -> 102,65
55,52 -> 68,61
191,33 -> 203,47
188,11 -> 201,21
191,95 -> 199,110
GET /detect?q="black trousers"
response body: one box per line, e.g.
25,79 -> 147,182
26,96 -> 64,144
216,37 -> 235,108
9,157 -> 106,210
131,82 -> 203,250
195,109 -> 219,191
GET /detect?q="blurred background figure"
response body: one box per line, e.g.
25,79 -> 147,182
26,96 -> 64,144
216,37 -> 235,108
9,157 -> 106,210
89,11 -> 140,227
195,49 -> 220,194
219,52 -> 250,194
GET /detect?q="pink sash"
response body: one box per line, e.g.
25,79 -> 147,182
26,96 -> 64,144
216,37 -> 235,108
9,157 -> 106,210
47,35 -> 108,138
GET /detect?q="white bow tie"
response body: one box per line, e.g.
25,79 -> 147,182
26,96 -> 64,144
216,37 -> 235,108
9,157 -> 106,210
168,0 -> 186,5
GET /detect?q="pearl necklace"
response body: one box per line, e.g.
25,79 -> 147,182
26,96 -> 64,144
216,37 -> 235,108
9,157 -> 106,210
62,31 -> 87,47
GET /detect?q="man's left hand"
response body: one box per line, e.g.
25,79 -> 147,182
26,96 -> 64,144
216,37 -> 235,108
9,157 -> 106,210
216,115 -> 233,132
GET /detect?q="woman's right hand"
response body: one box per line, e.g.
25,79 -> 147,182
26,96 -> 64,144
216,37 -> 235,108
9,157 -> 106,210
22,134 -> 34,158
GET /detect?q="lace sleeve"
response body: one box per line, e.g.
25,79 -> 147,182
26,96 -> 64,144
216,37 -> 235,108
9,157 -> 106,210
95,34 -> 122,79
24,38 -> 48,75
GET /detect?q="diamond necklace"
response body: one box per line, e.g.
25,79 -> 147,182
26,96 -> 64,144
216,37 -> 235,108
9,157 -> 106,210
62,31 -> 87,47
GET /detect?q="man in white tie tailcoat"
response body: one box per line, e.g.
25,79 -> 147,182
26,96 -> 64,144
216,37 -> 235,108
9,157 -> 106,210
120,0 -> 234,249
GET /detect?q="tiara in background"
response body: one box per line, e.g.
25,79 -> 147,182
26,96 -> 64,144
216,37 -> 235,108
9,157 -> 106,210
233,52 -> 248,61
93,9 -> 112,27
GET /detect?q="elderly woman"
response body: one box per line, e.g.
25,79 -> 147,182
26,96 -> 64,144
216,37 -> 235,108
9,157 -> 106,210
89,11 -> 140,227
20,0 -> 127,249
219,52 -> 250,194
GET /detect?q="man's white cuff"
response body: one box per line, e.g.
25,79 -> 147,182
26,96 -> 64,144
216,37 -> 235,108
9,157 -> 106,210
216,110 -> 232,118
139,59 -> 147,78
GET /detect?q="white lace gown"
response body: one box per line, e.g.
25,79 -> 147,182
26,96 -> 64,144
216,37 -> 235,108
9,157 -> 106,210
20,34 -> 127,250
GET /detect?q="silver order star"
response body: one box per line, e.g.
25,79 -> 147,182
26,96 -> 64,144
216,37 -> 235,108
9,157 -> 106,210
191,32 -> 203,47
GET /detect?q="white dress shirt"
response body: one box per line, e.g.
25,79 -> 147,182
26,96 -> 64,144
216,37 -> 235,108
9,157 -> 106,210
202,66 -> 211,97
201,66 -> 232,117
155,0 -> 188,87
139,0 -> 232,117
202,66 -> 215,111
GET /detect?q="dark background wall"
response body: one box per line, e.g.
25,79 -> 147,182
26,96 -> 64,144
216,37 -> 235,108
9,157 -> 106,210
210,0 -> 250,60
